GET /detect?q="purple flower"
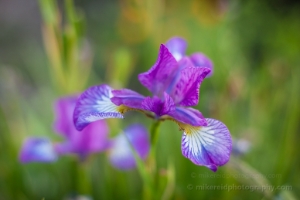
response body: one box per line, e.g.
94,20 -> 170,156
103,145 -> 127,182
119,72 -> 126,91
54,96 -> 110,159
19,137 -> 57,163
165,37 -> 213,77
73,42 -> 232,171
109,124 -> 150,170
19,96 -> 150,170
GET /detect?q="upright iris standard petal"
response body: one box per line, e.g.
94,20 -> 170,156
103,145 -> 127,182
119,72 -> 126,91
109,124 -> 150,170
190,53 -> 214,77
169,65 -> 211,106
76,120 -> 111,155
74,84 -> 123,131
165,37 -> 187,61
181,118 -> 232,171
57,120 -> 111,158
138,45 -> 179,97
54,95 -> 111,158
54,96 -> 78,138
19,137 -> 57,163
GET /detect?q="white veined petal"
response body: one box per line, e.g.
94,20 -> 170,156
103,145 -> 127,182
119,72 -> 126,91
74,84 -> 124,131
181,118 -> 232,171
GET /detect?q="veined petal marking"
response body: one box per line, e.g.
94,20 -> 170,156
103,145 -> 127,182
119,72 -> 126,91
181,118 -> 232,171
74,84 -> 124,131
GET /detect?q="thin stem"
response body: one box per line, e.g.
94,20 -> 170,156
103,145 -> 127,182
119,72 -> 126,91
146,120 -> 161,198
150,120 -> 161,146
121,131 -> 154,197
162,159 -> 175,200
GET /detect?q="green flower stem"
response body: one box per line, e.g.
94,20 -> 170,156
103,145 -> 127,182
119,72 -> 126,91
38,0 -> 67,93
149,120 -> 161,171
150,120 -> 161,146
121,120 -> 161,199
148,120 -> 161,198
70,157 -> 91,195
121,131 -> 154,199
161,159 -> 175,200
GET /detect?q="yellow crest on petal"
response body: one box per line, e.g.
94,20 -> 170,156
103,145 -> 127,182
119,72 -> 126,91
117,105 -> 133,114
160,115 -> 202,134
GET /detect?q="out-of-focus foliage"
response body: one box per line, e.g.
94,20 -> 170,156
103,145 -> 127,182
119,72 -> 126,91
0,0 -> 299,199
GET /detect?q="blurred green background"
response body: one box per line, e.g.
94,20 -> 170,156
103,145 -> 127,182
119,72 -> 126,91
0,0 -> 299,199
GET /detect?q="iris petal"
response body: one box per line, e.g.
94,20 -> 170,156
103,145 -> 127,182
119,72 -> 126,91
166,106 -> 207,127
53,96 -> 78,138
141,93 -> 176,117
19,137 -> 57,163
138,44 -> 179,97
73,84 -> 124,131
190,53 -> 214,77
181,118 -> 232,171
78,120 -> 110,154
165,37 -> 187,61
111,89 -> 145,110
170,66 -> 211,106
109,124 -> 150,170
56,120 -> 111,159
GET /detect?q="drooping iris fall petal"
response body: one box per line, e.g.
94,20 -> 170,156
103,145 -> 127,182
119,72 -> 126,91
74,84 -> 123,131
181,118 -> 232,171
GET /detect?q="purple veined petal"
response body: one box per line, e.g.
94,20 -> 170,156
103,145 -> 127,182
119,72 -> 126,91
165,57 -> 194,96
74,84 -> 124,131
53,95 -> 78,138
138,44 -> 179,97
165,106 -> 207,127
19,137 -> 57,163
111,89 -> 145,110
181,118 -> 232,172
165,37 -> 187,61
141,92 -> 176,117
141,96 -> 162,116
170,66 -> 211,106
109,124 -> 150,170
190,53 -> 214,77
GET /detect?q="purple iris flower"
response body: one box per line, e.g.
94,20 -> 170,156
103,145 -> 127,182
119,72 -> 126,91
19,96 -> 150,170
73,41 -> 231,171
